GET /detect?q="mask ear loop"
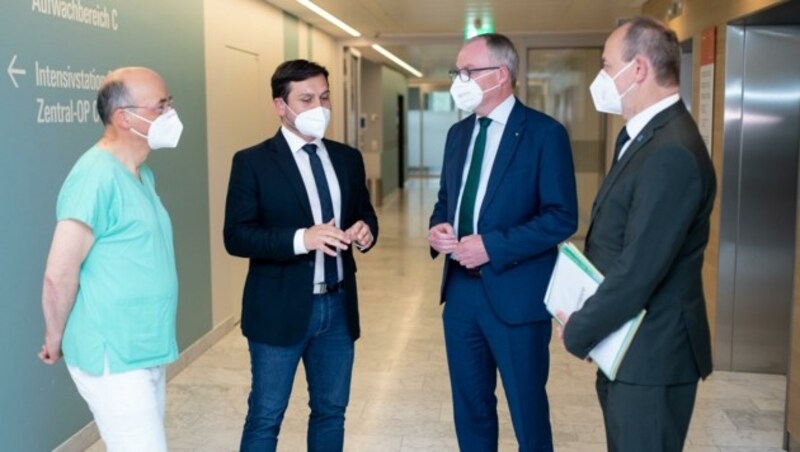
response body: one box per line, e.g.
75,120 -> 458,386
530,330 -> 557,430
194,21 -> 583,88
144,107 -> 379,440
611,59 -> 636,80
282,100 -> 297,118
472,67 -> 503,94
281,100 -> 303,135
123,109 -> 153,140
611,60 -> 637,99
124,109 -> 155,124
618,81 -> 637,99
482,81 -> 503,95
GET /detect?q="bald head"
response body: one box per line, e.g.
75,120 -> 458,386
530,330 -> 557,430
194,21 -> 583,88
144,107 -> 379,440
464,33 -> 519,86
618,16 -> 681,87
96,67 -> 166,125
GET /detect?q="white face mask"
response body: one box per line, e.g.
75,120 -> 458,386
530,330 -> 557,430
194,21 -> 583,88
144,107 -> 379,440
127,109 -> 184,150
449,71 -> 501,113
286,104 -> 331,139
589,60 -> 636,115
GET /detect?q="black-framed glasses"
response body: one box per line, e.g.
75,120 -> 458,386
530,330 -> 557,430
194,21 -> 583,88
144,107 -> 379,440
448,66 -> 499,82
120,95 -> 174,114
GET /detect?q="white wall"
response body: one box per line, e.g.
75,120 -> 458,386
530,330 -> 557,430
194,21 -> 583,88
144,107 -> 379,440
361,60 -> 384,184
310,27 -> 345,142
204,0 -> 344,327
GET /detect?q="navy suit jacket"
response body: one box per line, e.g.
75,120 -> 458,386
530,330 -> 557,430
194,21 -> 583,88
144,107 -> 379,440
430,99 -> 578,324
563,102 -> 715,385
224,130 -> 378,346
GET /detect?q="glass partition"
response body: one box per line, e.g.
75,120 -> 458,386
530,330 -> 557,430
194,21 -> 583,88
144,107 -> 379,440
528,48 -> 605,239
407,86 -> 460,177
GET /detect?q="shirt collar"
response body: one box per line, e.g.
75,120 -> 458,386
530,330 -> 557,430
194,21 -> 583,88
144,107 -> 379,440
477,94 -> 515,127
281,126 -> 323,155
625,93 -> 680,140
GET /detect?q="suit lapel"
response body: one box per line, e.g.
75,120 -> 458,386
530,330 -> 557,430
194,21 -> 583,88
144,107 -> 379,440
590,129 -> 653,218
448,117 -> 475,220
325,139 -> 350,223
479,100 -> 525,218
590,102 -> 686,219
270,130 -> 314,222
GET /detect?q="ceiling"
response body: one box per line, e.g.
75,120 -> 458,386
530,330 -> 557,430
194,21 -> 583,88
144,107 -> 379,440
265,0 -> 648,80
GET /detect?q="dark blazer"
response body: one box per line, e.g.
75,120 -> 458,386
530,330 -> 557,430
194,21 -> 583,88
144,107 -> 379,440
564,101 -> 716,385
223,130 -> 378,347
429,98 -> 578,324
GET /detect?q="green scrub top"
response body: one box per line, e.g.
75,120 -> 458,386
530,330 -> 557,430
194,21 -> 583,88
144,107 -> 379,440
58,146 -> 178,374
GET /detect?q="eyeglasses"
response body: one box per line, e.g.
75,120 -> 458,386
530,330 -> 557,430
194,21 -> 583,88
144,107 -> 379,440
120,96 -> 174,114
448,66 -> 499,82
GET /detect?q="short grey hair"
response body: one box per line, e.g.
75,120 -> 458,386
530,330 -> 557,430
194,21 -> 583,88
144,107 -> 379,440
621,16 -> 681,87
96,78 -> 132,125
468,33 -> 519,86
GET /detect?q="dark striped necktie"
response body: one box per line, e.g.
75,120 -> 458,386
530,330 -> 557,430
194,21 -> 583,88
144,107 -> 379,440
302,143 -> 338,289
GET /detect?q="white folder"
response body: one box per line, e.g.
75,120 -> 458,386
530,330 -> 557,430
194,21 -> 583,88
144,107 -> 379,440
544,242 -> 645,381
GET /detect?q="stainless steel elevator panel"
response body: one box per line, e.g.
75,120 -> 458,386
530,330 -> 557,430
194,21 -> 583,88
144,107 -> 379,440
718,26 -> 800,373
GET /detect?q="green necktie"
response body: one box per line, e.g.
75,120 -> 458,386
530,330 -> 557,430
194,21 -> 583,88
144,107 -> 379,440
458,116 -> 492,238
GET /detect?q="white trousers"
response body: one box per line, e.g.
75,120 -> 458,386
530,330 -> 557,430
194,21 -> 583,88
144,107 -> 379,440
68,362 -> 168,452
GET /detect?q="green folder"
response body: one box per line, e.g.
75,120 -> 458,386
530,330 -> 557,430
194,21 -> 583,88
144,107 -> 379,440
545,242 -> 646,381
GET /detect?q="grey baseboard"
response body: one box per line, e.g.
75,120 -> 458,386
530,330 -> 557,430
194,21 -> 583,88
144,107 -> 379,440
786,430 -> 800,451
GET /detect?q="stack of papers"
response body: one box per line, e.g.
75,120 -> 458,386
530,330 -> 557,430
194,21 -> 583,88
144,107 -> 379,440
544,242 -> 645,381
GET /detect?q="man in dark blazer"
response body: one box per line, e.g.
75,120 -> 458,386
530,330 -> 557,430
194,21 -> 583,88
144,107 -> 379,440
429,33 -> 578,451
224,60 -> 378,452
560,17 -> 716,452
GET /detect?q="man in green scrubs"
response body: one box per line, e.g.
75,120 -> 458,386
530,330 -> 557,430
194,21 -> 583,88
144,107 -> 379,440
38,67 -> 184,452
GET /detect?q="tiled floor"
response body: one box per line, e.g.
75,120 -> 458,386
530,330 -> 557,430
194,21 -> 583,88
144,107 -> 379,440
87,179 -> 788,451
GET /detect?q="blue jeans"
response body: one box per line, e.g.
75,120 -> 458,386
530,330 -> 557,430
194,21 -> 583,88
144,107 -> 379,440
240,291 -> 354,452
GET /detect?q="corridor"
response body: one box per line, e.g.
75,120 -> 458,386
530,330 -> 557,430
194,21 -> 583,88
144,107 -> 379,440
87,179 -> 787,452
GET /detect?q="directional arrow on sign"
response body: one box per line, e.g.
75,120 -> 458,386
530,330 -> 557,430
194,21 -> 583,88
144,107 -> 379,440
8,54 -> 26,88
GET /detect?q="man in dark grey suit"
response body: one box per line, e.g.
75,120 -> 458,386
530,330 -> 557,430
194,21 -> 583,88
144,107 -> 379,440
559,16 -> 716,452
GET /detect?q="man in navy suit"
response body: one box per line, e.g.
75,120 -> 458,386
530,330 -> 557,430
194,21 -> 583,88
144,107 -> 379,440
560,17 -> 715,452
428,33 -> 578,451
224,60 -> 378,452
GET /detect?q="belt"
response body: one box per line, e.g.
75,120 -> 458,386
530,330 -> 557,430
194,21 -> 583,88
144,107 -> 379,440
313,281 -> 343,295
453,264 -> 482,278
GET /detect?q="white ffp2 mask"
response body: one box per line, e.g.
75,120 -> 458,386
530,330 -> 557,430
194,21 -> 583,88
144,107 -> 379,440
450,78 -> 484,112
589,60 -> 636,115
449,70 -> 501,113
287,105 -> 331,139
128,109 -> 184,150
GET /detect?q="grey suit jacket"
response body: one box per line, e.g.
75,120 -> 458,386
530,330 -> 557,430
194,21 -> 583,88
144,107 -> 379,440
564,101 -> 716,385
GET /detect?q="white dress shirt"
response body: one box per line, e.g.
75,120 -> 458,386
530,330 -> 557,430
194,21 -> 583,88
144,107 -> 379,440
282,127 -> 343,284
453,94 -> 516,236
618,93 -> 681,160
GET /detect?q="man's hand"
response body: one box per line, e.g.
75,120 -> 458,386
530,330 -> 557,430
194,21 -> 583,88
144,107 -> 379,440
454,234 -> 489,268
304,220 -> 350,256
428,223 -> 458,254
345,220 -> 373,249
38,335 -> 62,365
555,311 -> 592,362
555,311 -> 569,349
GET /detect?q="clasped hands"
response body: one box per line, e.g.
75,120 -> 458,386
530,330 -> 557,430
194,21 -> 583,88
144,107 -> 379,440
428,223 -> 489,268
304,219 -> 373,255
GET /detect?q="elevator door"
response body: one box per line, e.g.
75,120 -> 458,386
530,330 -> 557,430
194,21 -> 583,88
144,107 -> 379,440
718,26 -> 800,373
